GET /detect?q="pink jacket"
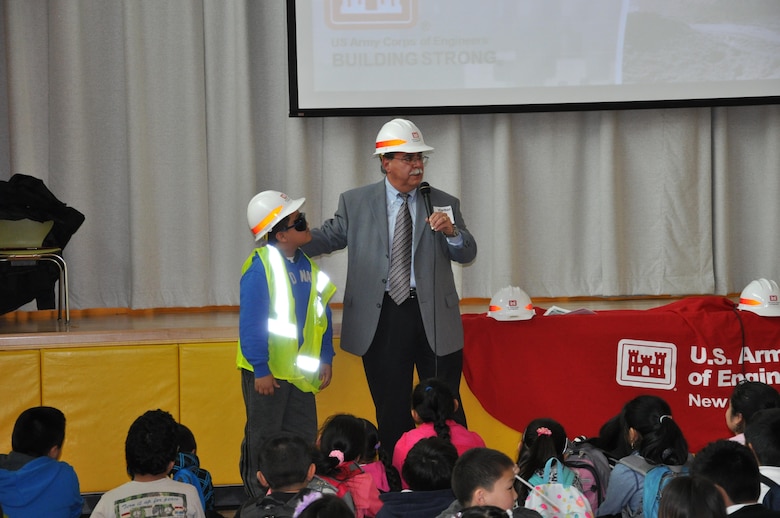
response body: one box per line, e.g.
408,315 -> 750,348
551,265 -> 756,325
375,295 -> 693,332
392,420 -> 486,488
360,460 -> 390,493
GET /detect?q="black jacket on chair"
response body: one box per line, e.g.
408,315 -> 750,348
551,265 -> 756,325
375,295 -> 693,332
0,174 -> 85,315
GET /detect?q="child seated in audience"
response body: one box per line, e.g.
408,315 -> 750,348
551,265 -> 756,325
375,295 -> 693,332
0,406 -> 83,518
515,418 -> 582,504
316,414 -> 383,518
173,423 -> 221,517
657,475 -> 726,518
691,439 -> 780,517
437,447 -> 540,518
584,413 -> 631,464
377,437 -> 459,518
90,409 -> 205,518
358,418 -> 401,493
744,408 -> 780,507
597,395 -> 689,517
392,378 -> 486,488
236,433 -> 355,518
725,381 -> 780,444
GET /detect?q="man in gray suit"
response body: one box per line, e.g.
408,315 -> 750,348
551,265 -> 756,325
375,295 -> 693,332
302,119 -> 477,454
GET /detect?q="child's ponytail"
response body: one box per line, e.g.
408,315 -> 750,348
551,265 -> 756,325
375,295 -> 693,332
517,418 -> 568,482
412,378 -> 457,443
359,417 -> 401,492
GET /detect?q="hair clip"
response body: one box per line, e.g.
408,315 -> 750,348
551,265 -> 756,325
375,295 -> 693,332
659,414 -> 672,423
329,449 -> 345,464
374,441 -> 381,451
536,427 -> 552,436
425,386 -> 433,392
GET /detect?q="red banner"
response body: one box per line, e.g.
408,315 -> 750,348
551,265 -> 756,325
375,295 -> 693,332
462,296 -> 780,453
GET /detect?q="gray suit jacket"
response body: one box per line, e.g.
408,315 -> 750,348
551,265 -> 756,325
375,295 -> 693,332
302,179 -> 477,357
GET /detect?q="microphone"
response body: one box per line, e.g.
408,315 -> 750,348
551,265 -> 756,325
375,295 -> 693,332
419,182 -> 433,219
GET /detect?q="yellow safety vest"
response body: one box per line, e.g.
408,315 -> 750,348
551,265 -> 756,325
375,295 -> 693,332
236,245 -> 336,394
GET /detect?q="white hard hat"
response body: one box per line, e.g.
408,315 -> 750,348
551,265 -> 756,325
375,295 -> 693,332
246,190 -> 305,241
738,278 -> 780,317
487,286 -> 535,321
374,118 -> 435,156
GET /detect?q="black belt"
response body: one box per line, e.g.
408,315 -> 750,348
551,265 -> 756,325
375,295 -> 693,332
384,289 -> 417,300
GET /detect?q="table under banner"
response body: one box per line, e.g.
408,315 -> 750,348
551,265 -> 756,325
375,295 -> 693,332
462,296 -> 780,452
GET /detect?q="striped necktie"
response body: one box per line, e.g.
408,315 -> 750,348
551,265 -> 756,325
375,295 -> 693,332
388,193 -> 412,305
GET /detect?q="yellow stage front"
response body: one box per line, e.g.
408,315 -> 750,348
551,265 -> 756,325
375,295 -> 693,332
0,338 -> 519,493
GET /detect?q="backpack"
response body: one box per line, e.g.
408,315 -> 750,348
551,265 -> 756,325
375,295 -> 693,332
619,455 -> 689,518
237,478 -> 355,518
760,474 -> 780,510
520,457 -> 594,518
309,475 -> 356,511
242,488 -> 310,518
564,439 -> 613,513
172,452 -> 215,510
172,463 -> 207,511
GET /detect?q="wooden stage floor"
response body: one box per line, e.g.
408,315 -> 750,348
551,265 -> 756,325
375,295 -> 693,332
0,307 -> 243,348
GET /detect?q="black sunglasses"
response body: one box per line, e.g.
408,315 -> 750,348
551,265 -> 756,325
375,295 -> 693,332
283,212 -> 307,232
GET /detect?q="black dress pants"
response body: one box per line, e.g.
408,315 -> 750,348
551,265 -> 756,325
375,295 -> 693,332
362,291 -> 466,456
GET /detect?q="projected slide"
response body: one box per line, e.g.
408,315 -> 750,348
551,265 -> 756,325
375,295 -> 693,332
290,0 -> 780,113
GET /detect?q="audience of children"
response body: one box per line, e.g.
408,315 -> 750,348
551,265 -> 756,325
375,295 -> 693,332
745,408 -> 780,506
235,433 -> 355,518
90,409 -> 205,518
15,383 -> 780,517
726,381 -> 780,445
596,395 -> 690,517
692,439 -> 780,518
358,418 -> 402,493
657,475 -> 727,518
392,379 -> 486,488
377,437 -> 459,518
0,406 -> 83,518
316,413 -> 384,518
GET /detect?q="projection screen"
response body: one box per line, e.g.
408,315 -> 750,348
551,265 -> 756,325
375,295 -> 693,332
288,0 -> 780,116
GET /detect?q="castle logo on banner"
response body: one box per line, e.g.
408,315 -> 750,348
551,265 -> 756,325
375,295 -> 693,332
616,339 -> 677,390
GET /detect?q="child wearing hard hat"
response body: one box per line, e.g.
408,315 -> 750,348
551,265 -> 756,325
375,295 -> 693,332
236,190 -> 337,498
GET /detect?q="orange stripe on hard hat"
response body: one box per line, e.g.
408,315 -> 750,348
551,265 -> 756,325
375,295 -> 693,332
252,205 -> 283,236
740,298 -> 762,306
376,138 -> 407,149
488,305 -> 502,312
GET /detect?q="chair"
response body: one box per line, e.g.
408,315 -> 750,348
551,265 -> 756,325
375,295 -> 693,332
0,218 -> 70,323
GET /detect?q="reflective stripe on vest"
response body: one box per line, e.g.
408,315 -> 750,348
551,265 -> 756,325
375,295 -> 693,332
236,245 -> 336,394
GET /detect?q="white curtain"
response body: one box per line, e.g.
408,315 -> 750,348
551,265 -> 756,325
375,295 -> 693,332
1,0 -> 778,309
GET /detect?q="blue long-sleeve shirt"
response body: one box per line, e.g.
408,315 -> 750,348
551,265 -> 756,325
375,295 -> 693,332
596,455 -> 643,517
239,247 -> 334,379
